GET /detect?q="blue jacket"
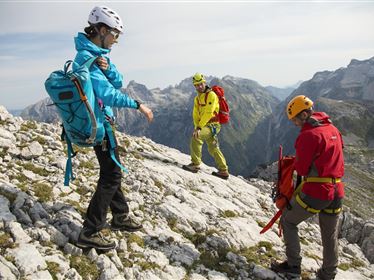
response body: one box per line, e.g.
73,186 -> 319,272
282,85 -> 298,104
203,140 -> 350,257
74,32 -> 138,118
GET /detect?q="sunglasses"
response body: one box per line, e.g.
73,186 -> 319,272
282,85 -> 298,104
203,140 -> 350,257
109,29 -> 120,39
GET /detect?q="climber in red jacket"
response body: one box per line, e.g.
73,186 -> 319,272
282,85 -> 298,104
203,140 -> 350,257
271,95 -> 344,280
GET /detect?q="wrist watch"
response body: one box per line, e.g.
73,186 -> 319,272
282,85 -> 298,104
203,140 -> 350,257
135,100 -> 142,109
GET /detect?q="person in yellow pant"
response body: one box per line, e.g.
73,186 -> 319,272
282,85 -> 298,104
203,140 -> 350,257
182,73 -> 229,179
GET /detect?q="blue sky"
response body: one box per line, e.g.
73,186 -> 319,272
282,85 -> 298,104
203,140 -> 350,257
0,1 -> 374,109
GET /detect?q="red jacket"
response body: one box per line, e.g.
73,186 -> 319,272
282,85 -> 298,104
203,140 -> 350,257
294,112 -> 344,200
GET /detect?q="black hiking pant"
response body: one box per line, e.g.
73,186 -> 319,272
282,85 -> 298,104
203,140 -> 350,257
83,135 -> 129,233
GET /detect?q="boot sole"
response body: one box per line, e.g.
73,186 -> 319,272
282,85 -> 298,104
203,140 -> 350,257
111,226 -> 143,232
182,165 -> 199,173
212,172 -> 229,180
76,241 -> 116,251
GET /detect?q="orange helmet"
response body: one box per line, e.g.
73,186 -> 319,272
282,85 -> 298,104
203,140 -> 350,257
286,95 -> 314,119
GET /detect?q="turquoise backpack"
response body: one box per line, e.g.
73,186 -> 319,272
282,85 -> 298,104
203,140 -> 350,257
45,57 -> 128,186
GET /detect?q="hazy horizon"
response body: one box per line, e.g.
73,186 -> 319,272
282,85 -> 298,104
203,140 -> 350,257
1,1 -> 374,110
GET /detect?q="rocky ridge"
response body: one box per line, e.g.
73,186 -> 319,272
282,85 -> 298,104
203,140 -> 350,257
0,105 -> 373,280
21,75 -> 278,176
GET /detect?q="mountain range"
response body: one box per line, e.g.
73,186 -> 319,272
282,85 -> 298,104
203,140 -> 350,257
21,75 -> 280,176
0,105 -> 373,279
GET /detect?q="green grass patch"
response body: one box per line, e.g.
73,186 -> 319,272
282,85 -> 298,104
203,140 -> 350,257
197,246 -> 236,277
46,261 -> 60,280
33,135 -> 46,145
183,232 -> 207,247
66,199 -> 86,216
182,229 -> 220,248
338,258 -> 365,271
300,236 -> 309,245
305,251 -> 321,261
0,147 -> 9,158
256,220 -> 266,228
127,233 -> 144,248
118,252 -> 133,267
351,259 -> 365,268
0,233 -> 16,254
238,241 -> 279,266
132,152 -> 144,160
70,255 -> 99,279
21,162 -> 49,177
167,217 -> 178,230
153,180 -> 164,191
0,119 -> 10,126
338,263 -> 350,271
79,160 -> 95,169
9,173 -> 28,184
33,182 -> 53,202
72,145 -> 91,155
20,120 -> 37,131
17,182 -> 28,192
220,210 -> 237,218
138,261 -> 161,271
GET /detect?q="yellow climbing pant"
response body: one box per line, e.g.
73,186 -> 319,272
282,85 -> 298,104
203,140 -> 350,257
190,124 -> 228,171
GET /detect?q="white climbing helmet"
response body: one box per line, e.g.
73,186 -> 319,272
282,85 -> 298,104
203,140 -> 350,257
88,6 -> 124,33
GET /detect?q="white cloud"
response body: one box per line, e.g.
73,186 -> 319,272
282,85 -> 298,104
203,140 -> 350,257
0,2 -> 374,109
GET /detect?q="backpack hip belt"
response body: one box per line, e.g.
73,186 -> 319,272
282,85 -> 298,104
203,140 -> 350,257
303,177 -> 341,184
295,193 -> 342,214
295,176 -> 342,214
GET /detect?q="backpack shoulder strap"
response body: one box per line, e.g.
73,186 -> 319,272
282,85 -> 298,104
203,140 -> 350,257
64,136 -> 76,186
204,88 -> 213,105
103,121 -> 129,174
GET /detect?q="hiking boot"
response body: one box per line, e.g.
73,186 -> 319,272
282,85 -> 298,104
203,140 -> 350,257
76,228 -> 115,250
316,268 -> 336,280
182,163 -> 200,173
111,213 -> 143,232
212,170 -> 229,180
271,261 -> 301,279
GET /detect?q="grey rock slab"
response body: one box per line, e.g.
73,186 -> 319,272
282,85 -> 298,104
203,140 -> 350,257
64,268 -> 83,280
143,248 -> 169,267
63,243 -> 83,256
0,255 -> 20,280
25,270 -> 53,280
44,254 -> 71,277
96,255 -> 122,280
47,225 -> 69,247
7,243 -> 47,276
0,195 -> 17,222
168,243 -> 200,266
207,270 -> 230,280
190,273 -> 208,280
0,127 -> 16,141
20,141 -> 43,159
252,265 -> 283,280
0,262 -> 18,280
6,221 -> 32,243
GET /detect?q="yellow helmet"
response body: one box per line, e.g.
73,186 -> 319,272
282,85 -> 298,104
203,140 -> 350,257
192,73 -> 206,85
286,95 -> 314,119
